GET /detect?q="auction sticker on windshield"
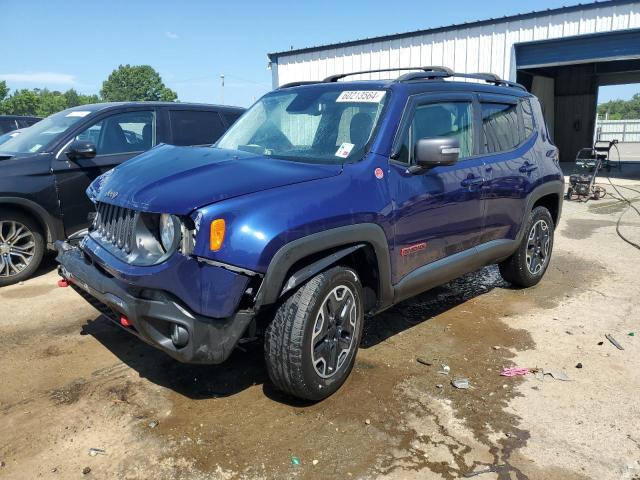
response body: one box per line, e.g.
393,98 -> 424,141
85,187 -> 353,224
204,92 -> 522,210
335,142 -> 355,158
336,91 -> 385,103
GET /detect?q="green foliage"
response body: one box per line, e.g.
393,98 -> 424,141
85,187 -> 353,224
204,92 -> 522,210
0,65 -> 175,117
0,81 -> 9,102
0,87 -> 100,117
100,65 -> 177,102
598,93 -> 640,120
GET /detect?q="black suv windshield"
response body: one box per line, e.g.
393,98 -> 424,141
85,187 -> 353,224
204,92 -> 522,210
216,85 -> 387,164
0,109 -> 91,154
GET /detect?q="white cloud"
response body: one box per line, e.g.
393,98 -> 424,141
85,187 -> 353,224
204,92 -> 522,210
165,31 -> 179,40
0,72 -> 77,85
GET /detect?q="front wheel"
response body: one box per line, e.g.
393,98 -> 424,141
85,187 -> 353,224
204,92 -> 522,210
499,206 -> 554,288
0,211 -> 45,287
264,266 -> 364,401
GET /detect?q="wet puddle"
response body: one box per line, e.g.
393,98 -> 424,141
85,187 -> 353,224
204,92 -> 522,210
94,250 -> 594,479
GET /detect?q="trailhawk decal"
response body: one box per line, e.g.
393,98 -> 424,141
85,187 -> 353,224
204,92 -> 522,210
400,242 -> 427,257
336,90 -> 386,103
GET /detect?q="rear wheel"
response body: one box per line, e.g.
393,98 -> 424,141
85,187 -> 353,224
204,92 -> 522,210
0,211 -> 45,287
264,266 -> 364,401
499,206 -> 554,288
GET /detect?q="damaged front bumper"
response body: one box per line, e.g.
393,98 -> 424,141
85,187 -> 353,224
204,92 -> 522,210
56,241 -> 256,364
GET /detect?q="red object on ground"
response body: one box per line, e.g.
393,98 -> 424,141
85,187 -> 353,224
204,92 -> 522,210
119,315 -> 132,327
57,279 -> 69,288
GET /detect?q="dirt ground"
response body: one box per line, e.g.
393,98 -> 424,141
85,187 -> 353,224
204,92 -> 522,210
1,177 -> 640,480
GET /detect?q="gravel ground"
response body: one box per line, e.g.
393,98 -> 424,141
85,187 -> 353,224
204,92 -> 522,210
1,179 -> 639,480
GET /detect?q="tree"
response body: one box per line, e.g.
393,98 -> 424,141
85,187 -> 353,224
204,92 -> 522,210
0,81 -> 8,103
598,93 -> 640,120
100,65 -> 177,102
1,89 -> 40,116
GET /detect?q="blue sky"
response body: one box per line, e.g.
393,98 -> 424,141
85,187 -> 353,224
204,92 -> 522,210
1,0 -> 637,107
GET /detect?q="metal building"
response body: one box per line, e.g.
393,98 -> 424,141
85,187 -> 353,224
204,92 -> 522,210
268,0 -> 640,161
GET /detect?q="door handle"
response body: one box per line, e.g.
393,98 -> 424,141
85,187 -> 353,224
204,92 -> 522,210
461,177 -> 484,187
519,162 -> 538,174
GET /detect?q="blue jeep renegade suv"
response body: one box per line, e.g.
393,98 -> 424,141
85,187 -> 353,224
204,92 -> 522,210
57,67 -> 563,401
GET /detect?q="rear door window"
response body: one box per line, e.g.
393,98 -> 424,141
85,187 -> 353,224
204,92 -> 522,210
169,110 -> 226,146
481,103 -> 521,153
519,98 -> 535,140
223,112 -> 242,127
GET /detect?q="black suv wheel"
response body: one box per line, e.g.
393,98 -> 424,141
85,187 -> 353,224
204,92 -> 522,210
264,266 -> 364,401
0,210 -> 45,287
499,206 -> 554,288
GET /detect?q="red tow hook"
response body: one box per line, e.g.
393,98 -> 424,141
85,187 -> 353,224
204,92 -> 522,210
120,315 -> 132,327
57,279 -> 69,288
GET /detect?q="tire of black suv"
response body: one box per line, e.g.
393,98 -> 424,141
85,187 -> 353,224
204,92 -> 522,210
264,266 -> 364,401
0,210 -> 45,287
499,206 -> 554,288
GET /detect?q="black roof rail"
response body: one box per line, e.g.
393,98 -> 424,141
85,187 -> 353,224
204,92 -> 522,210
278,80 -> 323,89
278,66 -> 526,92
323,66 -> 453,83
396,69 -> 527,91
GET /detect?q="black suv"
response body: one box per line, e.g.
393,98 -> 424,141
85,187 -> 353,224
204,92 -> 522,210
0,102 -> 244,286
0,115 -> 41,134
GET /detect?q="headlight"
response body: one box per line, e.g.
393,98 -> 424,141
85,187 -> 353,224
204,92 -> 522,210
159,214 -> 180,252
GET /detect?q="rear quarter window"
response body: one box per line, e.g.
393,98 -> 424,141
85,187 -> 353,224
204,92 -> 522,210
169,110 -> 227,146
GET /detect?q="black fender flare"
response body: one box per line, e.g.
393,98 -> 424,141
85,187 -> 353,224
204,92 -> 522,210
254,223 -> 393,310
516,179 -> 564,243
0,196 -> 64,247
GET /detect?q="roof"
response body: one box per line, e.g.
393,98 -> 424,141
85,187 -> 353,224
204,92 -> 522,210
268,0 -> 638,61
65,102 -> 244,113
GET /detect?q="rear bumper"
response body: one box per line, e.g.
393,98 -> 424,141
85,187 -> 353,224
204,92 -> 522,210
56,242 -> 254,364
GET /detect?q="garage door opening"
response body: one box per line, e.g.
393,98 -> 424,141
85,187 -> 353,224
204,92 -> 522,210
596,83 -> 640,164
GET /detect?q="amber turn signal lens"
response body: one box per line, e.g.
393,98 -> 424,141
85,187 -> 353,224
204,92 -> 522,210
210,219 -> 226,251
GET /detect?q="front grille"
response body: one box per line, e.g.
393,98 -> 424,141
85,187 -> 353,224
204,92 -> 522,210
93,202 -> 139,254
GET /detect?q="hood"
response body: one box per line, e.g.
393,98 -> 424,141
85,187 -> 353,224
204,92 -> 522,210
90,144 -> 342,214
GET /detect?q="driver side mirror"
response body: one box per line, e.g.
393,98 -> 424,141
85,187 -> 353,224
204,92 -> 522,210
66,140 -> 96,161
414,137 -> 460,169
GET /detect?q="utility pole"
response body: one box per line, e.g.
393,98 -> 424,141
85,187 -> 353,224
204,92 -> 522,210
220,74 -> 225,105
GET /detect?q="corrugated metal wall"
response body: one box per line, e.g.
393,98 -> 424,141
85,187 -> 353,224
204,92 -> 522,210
272,2 -> 640,87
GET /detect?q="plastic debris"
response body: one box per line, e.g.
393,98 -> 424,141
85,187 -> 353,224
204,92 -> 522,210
416,357 -> 433,366
451,378 -> 470,389
148,420 -> 159,429
542,370 -> 571,381
492,345 -> 501,350
500,367 -> 529,377
312,459 -> 319,466
82,467 -> 91,475
436,384 -> 444,389
438,364 -> 450,375
629,332 -> 635,337
464,464 -> 507,477
290,455 -> 301,466
88,448 -> 106,457
606,334 -> 624,350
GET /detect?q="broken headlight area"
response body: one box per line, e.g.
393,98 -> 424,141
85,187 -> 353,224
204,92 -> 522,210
90,202 -> 195,266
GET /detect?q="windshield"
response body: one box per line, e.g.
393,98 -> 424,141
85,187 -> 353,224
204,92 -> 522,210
216,86 -> 387,164
0,109 -> 92,154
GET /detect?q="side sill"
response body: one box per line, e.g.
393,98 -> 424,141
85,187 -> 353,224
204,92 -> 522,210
392,239 -> 517,305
